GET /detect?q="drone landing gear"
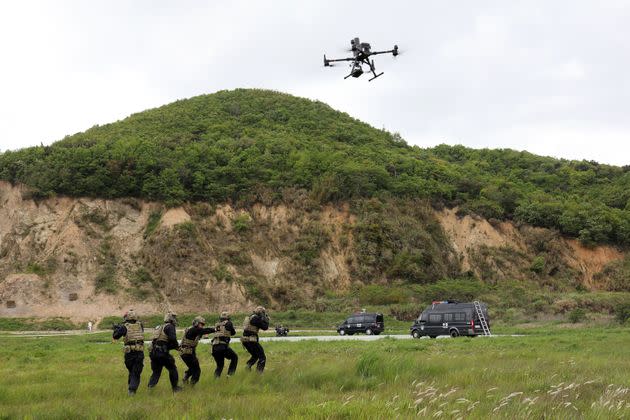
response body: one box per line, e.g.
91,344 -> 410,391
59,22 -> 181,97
369,72 -> 384,82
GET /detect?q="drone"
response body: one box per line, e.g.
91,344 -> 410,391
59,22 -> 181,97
324,37 -> 399,81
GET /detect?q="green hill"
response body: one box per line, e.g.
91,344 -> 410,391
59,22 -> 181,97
1,88 -> 628,246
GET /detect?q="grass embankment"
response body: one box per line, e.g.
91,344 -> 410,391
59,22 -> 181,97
0,317 -> 81,331
1,327 -> 629,418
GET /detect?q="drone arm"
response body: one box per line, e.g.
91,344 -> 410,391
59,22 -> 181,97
370,49 -> 396,56
325,57 -> 355,63
371,45 -> 399,57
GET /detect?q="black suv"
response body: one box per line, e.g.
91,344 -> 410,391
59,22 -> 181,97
337,312 -> 384,335
410,301 -> 489,338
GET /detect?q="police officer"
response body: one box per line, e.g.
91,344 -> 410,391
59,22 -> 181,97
148,311 -> 182,392
241,306 -> 269,372
112,309 -> 144,395
179,316 -> 215,385
211,311 -> 238,378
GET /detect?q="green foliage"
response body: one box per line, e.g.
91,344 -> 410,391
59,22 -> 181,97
0,317 -> 79,331
94,237 -> 118,294
615,302 -> 630,324
0,89 -> 628,246
599,256 -> 630,291
530,255 -> 546,274
568,308 -> 586,323
232,213 -> 251,233
175,221 -> 197,237
241,277 -> 269,305
25,262 -> 47,276
129,267 -> 154,287
144,210 -> 162,238
127,267 -> 155,300
358,285 -> 407,305
212,264 -> 233,282
352,198 -> 457,283
291,221 -> 329,267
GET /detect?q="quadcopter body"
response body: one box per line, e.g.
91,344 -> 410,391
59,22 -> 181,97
324,37 -> 399,81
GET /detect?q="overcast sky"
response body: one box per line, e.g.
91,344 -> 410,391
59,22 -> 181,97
0,1 -> 628,166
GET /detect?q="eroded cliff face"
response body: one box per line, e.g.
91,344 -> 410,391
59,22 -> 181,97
0,181 -> 624,321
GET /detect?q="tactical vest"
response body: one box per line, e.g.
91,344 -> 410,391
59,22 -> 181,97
240,315 -> 259,343
179,327 -> 201,355
123,322 -> 144,353
211,320 -> 231,346
152,324 -> 169,343
243,315 -> 260,334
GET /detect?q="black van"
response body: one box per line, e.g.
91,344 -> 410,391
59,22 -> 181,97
337,312 -> 384,335
410,301 -> 489,338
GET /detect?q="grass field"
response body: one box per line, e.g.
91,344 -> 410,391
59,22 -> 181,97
1,326 -> 630,419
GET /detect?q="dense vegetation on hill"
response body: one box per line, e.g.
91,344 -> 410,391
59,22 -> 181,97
0,89 -> 628,246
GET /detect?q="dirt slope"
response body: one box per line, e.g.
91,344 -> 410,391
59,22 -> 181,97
0,181 -> 624,320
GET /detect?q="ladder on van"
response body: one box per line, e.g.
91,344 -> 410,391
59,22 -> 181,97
473,301 -> 492,336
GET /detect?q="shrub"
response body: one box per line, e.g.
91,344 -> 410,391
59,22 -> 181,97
291,222 -> 329,267
232,213 -> 251,233
530,256 -> 546,274
552,298 -> 577,314
568,308 -> 586,323
614,303 -> 630,324
25,262 -> 47,276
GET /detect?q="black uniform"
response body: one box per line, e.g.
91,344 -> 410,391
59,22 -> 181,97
242,313 -> 269,372
180,325 -> 215,385
148,322 -> 180,390
113,321 -> 144,394
212,318 -> 238,378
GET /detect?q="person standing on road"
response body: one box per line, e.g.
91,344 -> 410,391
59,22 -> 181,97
112,309 -> 145,395
241,306 -> 269,373
211,311 -> 238,378
148,311 -> 182,392
179,316 -> 215,385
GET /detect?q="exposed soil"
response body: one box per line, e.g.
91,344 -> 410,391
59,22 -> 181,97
0,181 -> 625,321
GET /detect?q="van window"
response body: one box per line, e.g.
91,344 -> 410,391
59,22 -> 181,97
375,314 -> 383,323
454,312 -> 466,321
429,314 -> 442,323
347,317 -> 358,324
444,313 -> 453,322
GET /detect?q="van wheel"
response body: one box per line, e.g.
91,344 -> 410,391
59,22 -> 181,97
412,330 -> 421,339
450,329 -> 459,338
366,328 -> 373,335
339,329 -> 346,336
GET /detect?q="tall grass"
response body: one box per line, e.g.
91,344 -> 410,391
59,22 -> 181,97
1,328 -> 630,418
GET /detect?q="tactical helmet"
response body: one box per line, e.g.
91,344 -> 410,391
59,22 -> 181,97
254,306 -> 266,315
164,311 -> 178,324
192,316 -> 206,327
124,309 -> 137,321
220,311 -> 230,319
